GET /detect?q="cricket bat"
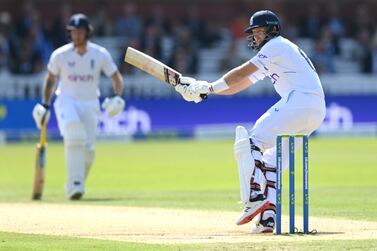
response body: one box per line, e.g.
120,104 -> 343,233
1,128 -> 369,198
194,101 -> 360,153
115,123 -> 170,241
124,47 -> 207,99
32,120 -> 47,200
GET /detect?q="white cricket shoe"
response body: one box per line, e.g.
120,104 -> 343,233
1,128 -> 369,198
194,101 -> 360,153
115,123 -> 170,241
250,216 -> 275,233
236,194 -> 270,225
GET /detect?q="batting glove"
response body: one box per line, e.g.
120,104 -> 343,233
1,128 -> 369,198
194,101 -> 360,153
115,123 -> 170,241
102,96 -> 125,117
32,103 -> 50,129
176,77 -> 209,103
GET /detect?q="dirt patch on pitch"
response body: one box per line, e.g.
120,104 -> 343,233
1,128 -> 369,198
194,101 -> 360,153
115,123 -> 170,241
0,203 -> 376,244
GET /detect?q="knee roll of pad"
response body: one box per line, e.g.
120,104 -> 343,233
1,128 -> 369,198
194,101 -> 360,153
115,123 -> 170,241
234,126 -> 251,160
234,126 -> 263,161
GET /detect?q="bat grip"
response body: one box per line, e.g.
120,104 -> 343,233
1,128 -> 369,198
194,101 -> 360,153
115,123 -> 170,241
40,120 -> 47,145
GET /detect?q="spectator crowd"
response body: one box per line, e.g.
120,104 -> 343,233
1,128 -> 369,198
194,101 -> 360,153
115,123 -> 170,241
1,1 -> 377,75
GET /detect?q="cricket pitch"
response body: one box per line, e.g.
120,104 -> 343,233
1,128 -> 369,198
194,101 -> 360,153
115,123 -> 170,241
0,203 -> 376,244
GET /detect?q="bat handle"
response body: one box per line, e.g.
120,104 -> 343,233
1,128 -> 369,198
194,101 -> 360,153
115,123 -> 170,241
200,94 -> 208,100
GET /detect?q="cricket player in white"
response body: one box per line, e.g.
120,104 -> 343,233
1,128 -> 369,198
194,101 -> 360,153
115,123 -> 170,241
32,14 -> 125,200
175,10 -> 326,233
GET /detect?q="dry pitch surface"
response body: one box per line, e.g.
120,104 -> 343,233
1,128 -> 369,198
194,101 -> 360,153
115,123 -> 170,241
0,203 -> 376,244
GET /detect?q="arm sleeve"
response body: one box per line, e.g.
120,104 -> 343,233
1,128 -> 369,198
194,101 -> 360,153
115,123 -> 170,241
100,48 -> 118,77
47,50 -> 60,76
249,40 -> 282,71
247,69 -> 267,83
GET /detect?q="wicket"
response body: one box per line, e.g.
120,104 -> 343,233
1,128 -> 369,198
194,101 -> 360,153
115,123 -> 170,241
276,134 -> 309,235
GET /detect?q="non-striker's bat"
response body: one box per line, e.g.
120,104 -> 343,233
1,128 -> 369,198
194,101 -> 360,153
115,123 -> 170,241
124,47 -> 207,99
32,120 -> 47,200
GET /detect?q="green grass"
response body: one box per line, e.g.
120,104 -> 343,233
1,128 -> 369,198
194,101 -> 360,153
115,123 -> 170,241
0,137 -> 377,250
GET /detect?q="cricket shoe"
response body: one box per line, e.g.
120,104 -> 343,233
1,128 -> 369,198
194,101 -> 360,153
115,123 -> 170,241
69,191 -> 83,200
250,216 -> 275,233
236,194 -> 270,225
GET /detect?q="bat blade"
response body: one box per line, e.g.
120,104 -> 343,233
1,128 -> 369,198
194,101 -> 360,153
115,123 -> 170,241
32,121 -> 47,200
124,47 -> 181,87
124,47 -> 207,99
32,144 -> 46,200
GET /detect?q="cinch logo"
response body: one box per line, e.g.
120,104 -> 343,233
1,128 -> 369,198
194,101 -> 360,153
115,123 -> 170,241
258,53 -> 267,59
98,106 -> 151,135
68,74 -> 94,82
270,73 -> 280,84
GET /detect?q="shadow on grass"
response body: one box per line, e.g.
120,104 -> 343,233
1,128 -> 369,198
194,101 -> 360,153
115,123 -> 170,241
313,231 -> 345,235
280,230 -> 344,236
80,198 -> 121,202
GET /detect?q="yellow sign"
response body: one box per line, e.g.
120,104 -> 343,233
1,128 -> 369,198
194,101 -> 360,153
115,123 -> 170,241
0,105 -> 7,120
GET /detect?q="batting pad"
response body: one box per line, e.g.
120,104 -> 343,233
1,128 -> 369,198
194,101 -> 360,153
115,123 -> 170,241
234,126 -> 255,204
64,122 -> 86,197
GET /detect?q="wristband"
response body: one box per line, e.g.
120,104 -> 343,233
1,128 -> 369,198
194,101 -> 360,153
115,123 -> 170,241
209,78 -> 229,93
42,103 -> 50,110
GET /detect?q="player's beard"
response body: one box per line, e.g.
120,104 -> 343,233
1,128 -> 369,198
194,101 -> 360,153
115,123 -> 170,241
73,37 -> 87,48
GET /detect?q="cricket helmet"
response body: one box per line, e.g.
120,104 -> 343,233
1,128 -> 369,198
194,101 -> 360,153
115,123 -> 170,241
66,13 -> 93,37
244,10 -> 281,51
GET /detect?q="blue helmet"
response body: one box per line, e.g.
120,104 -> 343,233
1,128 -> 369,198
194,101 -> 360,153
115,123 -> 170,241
66,13 -> 93,37
244,10 -> 281,51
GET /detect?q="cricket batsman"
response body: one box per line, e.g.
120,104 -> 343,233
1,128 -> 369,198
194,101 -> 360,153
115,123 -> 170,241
175,10 -> 326,233
32,13 -> 125,200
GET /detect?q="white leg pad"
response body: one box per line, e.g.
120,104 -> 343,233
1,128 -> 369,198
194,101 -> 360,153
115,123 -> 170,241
84,147 -> 95,180
234,126 -> 256,204
64,122 -> 86,198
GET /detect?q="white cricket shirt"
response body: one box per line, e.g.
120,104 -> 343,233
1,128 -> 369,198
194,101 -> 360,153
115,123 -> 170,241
249,36 -> 324,98
47,42 -> 118,100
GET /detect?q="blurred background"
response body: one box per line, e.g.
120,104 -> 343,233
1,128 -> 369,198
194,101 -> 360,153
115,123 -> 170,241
0,0 -> 376,142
